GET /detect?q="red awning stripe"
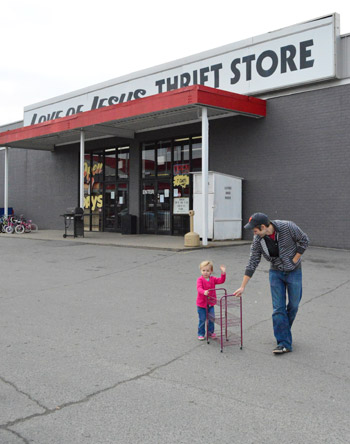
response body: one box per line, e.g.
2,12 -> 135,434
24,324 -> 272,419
0,85 -> 266,145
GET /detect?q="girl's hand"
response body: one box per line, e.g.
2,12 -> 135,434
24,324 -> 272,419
204,290 -> 209,296
220,265 -> 226,273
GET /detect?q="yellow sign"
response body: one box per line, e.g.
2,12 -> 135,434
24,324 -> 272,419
84,195 -> 103,211
173,174 -> 189,188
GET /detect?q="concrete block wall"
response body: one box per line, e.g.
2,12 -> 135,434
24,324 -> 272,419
0,146 -> 79,229
209,84 -> 350,249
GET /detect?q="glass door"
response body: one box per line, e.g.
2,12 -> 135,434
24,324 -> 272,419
157,181 -> 171,233
104,183 -> 128,231
142,182 -> 156,233
116,183 -> 128,230
141,181 -> 171,234
104,184 -> 116,231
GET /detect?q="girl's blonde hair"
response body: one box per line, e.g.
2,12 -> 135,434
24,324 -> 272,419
199,260 -> 213,271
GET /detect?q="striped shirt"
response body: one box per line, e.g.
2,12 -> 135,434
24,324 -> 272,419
245,220 -> 309,277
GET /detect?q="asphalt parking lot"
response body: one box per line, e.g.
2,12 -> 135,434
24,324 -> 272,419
0,235 -> 349,443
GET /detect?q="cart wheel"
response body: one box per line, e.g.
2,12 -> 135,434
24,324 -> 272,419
63,234 -> 67,238
221,350 -> 223,353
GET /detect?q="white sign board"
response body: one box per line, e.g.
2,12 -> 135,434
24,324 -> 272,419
174,197 -> 189,214
24,15 -> 338,126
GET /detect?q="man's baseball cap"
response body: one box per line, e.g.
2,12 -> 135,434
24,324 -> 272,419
244,212 -> 269,230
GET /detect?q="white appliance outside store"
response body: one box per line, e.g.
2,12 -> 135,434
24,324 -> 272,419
192,171 -> 243,240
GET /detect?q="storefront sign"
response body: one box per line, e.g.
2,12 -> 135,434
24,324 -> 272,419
24,15 -> 338,126
173,164 -> 190,175
173,175 -> 190,188
174,197 -> 189,214
84,195 -> 103,210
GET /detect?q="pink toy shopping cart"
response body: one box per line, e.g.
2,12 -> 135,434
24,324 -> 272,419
206,288 -> 243,352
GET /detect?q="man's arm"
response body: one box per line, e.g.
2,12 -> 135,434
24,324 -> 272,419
233,275 -> 251,297
289,221 -> 309,253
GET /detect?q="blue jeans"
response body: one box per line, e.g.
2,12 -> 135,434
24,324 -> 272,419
197,306 -> 215,336
269,268 -> 302,350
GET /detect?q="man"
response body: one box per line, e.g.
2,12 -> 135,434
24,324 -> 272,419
234,213 -> 309,354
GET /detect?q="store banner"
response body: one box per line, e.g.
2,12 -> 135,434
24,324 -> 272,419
24,15 -> 338,126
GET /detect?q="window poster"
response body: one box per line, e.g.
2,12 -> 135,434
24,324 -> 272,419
173,197 -> 189,214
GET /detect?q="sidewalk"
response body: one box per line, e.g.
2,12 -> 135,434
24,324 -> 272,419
0,229 -> 250,251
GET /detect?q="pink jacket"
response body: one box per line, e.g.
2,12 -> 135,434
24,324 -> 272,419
196,274 -> 226,308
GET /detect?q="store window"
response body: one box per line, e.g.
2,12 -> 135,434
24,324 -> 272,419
191,136 -> 202,171
157,141 -> 172,177
105,149 -> 116,181
84,146 -> 130,232
142,144 -> 156,178
141,136 -> 201,235
118,146 -> 129,179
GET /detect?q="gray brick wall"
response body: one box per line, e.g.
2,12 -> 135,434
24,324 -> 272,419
209,84 -> 350,249
0,146 -> 79,229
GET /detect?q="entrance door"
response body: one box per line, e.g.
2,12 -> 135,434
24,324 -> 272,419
116,183 -> 128,230
104,184 -> 116,231
104,182 -> 128,232
142,181 -> 171,234
157,181 -> 171,233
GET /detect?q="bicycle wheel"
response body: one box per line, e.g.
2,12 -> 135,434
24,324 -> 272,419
5,225 -> 14,234
15,224 -> 25,234
30,223 -> 38,232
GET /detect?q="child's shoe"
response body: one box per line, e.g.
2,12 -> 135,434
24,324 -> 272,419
198,335 -> 205,340
209,332 -> 217,338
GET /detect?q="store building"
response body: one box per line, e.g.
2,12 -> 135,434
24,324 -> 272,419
1,13 -> 350,249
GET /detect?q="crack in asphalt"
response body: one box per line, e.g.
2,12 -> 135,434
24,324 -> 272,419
246,278 -> 350,333
0,375 -> 47,411
3,428 -> 30,444
301,279 -> 350,306
0,343 -> 200,432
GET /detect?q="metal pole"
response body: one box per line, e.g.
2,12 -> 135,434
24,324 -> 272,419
4,147 -> 8,217
80,130 -> 85,209
201,107 -> 209,246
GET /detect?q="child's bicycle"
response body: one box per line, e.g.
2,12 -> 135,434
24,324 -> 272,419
1,215 -> 17,233
14,215 -> 38,234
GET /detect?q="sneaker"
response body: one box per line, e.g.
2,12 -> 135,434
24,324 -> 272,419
209,332 -> 217,338
273,345 -> 291,354
198,336 -> 205,341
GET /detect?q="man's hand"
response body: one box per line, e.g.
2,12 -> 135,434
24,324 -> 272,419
233,287 -> 245,297
233,275 -> 250,297
292,253 -> 302,264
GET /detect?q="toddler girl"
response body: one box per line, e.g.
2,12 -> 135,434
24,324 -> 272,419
196,261 -> 226,340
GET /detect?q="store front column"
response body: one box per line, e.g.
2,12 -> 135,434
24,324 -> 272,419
202,107 -> 209,246
4,147 -> 9,217
80,130 -> 85,208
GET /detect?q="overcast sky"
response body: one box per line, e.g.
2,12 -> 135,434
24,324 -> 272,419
1,0 -> 350,126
